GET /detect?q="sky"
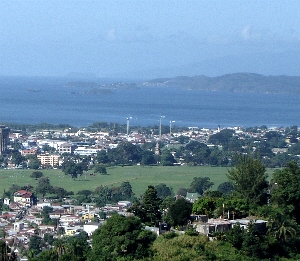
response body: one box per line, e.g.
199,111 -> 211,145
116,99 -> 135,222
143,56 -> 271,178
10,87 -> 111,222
1,0 -> 300,78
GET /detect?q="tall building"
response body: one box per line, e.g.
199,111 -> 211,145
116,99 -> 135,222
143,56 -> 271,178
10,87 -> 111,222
0,125 -> 10,155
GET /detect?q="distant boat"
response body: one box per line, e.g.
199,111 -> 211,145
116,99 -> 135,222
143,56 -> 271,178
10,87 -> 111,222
26,89 -> 41,92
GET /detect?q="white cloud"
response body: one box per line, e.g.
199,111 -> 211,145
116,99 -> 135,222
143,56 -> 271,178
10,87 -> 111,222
105,29 -> 117,41
241,25 -> 261,41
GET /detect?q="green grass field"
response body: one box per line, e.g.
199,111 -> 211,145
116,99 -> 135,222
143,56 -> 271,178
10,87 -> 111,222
0,166 -> 275,197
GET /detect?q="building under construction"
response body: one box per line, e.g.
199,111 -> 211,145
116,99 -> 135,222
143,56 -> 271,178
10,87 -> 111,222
0,125 -> 10,155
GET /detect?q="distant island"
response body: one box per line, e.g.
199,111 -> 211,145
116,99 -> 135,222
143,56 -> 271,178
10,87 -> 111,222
63,73 -> 300,95
64,81 -> 138,94
141,73 -> 300,95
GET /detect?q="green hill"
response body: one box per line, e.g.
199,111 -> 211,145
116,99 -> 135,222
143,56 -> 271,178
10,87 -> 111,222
143,73 -> 300,94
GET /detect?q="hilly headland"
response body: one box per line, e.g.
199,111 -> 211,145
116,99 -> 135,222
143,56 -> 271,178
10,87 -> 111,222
142,72 -> 300,94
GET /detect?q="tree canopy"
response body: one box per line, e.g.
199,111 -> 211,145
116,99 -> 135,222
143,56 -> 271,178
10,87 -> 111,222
30,171 -> 43,180
168,198 -> 192,227
189,177 -> 214,195
227,155 -> 268,206
89,214 -> 156,261
129,185 -> 162,226
271,161 -> 300,223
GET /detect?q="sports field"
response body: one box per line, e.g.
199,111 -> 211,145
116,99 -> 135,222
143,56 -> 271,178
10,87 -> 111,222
0,165 -> 274,197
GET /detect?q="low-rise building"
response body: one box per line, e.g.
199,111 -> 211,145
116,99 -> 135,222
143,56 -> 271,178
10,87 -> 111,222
13,190 -> 36,206
83,222 -> 101,236
58,142 -> 75,154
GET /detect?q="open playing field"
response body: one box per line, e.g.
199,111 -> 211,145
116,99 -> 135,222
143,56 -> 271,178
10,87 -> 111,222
0,166 -> 275,197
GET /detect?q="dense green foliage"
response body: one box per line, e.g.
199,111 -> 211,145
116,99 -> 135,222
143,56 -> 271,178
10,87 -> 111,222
168,198 -> 192,227
271,161 -> 300,223
61,158 -> 89,179
129,185 -> 162,226
89,214 -> 157,261
227,155 -> 269,206
190,177 -> 214,195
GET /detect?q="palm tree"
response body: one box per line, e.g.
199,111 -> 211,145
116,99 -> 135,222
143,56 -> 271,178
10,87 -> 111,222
53,239 -> 66,258
26,249 -> 36,260
267,211 -> 297,242
0,240 -> 8,261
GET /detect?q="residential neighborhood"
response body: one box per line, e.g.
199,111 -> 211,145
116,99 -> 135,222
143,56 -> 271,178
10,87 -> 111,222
1,123 -> 300,169
1,124 -> 300,260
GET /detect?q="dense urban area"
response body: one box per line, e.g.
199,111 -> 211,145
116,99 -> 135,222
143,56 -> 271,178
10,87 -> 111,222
1,122 -> 300,260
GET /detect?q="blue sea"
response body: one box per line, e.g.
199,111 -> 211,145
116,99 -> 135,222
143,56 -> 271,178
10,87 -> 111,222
0,76 -> 299,128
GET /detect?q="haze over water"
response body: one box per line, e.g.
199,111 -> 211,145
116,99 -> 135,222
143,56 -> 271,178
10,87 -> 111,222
0,76 -> 299,129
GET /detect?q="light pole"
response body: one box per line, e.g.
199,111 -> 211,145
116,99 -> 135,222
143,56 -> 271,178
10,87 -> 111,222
126,117 -> 132,137
159,116 -> 165,139
170,120 -> 175,136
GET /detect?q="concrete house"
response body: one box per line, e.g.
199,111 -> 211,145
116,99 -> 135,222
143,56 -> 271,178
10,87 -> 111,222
13,190 -> 36,206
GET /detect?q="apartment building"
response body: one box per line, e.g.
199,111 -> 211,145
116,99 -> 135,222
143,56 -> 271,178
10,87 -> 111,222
37,154 -> 60,168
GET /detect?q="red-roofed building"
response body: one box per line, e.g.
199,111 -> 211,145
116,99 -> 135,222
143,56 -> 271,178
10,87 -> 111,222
21,148 -> 39,156
13,190 -> 36,206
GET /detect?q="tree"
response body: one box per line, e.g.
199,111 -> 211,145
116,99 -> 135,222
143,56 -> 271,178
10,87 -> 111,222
107,141 -> 142,165
30,249 -> 57,261
42,144 -> 56,153
10,151 -> 25,166
53,239 -> 66,258
267,211 -> 297,243
77,189 -> 92,197
95,150 -> 109,164
89,214 -> 156,261
53,186 -> 69,200
192,197 -> 216,217
152,233 -> 212,261
217,181 -> 234,195
174,135 -> 190,144
225,223 -> 245,249
227,155 -> 268,206
241,222 -> 266,259
189,177 -> 214,195
61,158 -> 86,179
35,177 -> 53,198
129,186 -> 162,226
118,181 -> 134,200
94,164 -> 107,175
177,187 -> 188,197
184,141 -> 211,165
63,232 -> 90,261
0,240 -> 10,261
141,150 -> 156,165
43,233 -> 55,245
160,150 -> 176,166
27,156 -> 41,169
155,183 -> 173,199
30,171 -> 43,180
168,198 -> 192,227
28,235 -> 43,255
94,186 -> 113,207
141,185 -> 162,226
41,206 -> 53,225
208,129 -> 235,148
271,161 -> 300,223
76,189 -> 93,204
